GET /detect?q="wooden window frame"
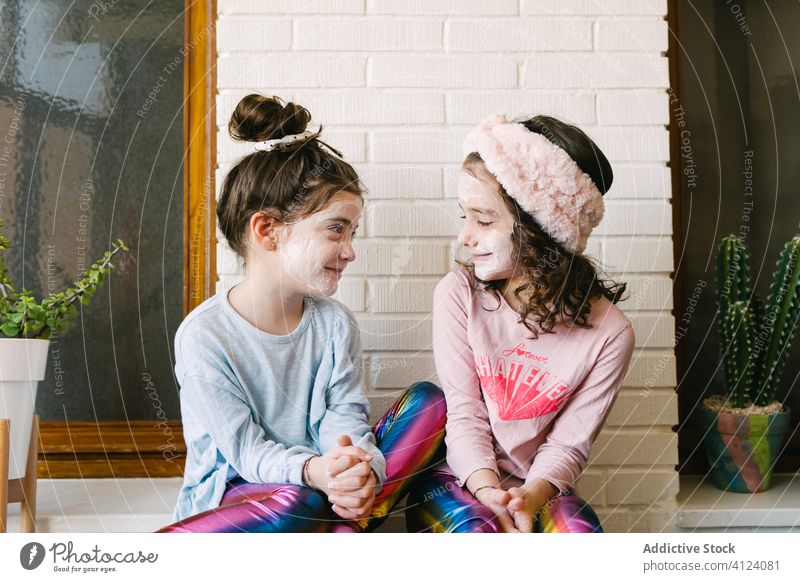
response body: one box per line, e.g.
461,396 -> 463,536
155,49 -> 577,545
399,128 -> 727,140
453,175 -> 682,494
38,0 -> 217,479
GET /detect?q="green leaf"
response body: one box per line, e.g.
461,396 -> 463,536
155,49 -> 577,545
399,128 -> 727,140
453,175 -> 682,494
1,323 -> 19,337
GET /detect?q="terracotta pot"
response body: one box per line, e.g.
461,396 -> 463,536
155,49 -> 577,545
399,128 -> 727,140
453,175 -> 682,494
695,404 -> 791,493
0,338 -> 49,480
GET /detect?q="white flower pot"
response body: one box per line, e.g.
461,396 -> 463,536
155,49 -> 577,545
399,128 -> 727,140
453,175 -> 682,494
0,338 -> 49,480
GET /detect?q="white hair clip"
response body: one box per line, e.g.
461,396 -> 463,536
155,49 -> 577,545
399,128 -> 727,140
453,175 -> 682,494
254,130 -> 318,152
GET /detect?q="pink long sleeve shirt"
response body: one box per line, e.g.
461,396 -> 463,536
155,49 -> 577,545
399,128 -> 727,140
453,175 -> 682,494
432,269 -> 635,494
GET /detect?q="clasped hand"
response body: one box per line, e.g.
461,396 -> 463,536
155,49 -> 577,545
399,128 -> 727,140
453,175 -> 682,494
306,435 -> 377,520
474,483 -> 551,533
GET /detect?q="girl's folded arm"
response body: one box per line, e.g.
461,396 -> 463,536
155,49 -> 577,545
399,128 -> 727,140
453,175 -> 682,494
317,308 -> 386,489
433,273 -> 499,488
525,324 -> 635,493
182,370 -> 317,486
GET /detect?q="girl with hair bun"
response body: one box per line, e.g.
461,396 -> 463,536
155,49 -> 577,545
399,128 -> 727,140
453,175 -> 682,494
158,95 -> 446,533
405,114 -> 635,533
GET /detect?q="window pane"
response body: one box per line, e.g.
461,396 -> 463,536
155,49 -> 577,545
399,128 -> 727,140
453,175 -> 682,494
0,0 -> 184,422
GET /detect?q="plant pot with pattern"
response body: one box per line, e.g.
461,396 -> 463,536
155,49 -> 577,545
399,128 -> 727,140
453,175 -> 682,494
694,234 -> 800,493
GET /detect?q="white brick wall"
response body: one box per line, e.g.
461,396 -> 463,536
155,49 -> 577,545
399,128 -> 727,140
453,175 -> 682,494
215,0 -> 677,532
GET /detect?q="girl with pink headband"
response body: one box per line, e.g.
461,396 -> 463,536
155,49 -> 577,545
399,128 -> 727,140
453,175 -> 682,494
405,114 -> 635,533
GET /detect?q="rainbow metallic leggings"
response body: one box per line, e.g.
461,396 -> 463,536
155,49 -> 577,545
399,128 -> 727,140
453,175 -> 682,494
158,381 -> 447,533
405,469 -> 604,533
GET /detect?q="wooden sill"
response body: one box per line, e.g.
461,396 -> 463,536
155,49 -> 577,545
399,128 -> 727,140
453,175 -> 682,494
37,421 -> 185,478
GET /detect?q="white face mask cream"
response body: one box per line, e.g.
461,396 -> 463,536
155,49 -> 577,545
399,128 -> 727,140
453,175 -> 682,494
457,170 -> 518,281
472,227 -> 515,280
277,193 -> 362,297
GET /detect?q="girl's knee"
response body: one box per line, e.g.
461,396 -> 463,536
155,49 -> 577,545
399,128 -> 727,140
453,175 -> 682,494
544,493 -> 604,533
407,381 -> 446,414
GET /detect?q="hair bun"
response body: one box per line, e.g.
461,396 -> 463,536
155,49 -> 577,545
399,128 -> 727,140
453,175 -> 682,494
229,94 -> 311,143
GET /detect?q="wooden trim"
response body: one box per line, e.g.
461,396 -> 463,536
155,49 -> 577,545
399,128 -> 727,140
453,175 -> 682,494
38,422 -> 186,479
39,0 -> 216,478
184,0 -> 218,315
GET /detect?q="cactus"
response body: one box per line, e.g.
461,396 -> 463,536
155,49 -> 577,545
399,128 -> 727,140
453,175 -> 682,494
713,234 -> 800,410
721,301 -> 756,408
717,235 -> 751,320
752,236 -> 800,406
749,292 -> 767,395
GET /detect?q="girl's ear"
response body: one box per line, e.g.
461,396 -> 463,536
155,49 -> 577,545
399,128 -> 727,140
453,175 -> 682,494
249,211 -> 280,251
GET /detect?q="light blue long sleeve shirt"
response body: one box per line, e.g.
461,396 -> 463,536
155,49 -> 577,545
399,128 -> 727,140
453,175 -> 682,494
171,288 -> 386,522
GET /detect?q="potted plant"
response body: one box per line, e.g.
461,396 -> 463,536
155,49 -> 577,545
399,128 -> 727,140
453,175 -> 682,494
0,218 -> 128,480
695,234 -> 800,493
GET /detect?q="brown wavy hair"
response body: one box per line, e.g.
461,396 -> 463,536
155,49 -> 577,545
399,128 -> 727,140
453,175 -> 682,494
217,94 -> 364,264
458,116 -> 627,339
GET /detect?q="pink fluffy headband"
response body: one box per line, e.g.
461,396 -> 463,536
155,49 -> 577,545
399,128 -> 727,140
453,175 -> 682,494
462,113 -> 605,254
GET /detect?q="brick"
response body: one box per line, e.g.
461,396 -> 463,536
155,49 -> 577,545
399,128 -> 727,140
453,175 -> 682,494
522,0 -> 667,16
216,92 -> 247,127
610,164 -> 672,199
216,18 -> 292,52
606,389 -> 678,426
574,469 -> 606,505
446,19 -> 592,52
594,508 -> 672,533
446,92 -> 595,125
370,129 -> 467,163
220,0 -> 365,14
322,130 -> 367,162
624,350 -> 677,387
368,0 -> 518,15
523,54 -> 669,88
597,18 -> 669,52
290,92 -> 445,125
368,278 -> 438,312
366,353 -> 437,389
443,166 -> 461,198
586,127 -> 670,162
368,201 -> 461,237
593,200 -> 672,236
628,313 -> 676,349
356,165 -> 444,199
368,55 -> 517,88
217,54 -> 365,88
295,18 -> 441,51
332,277 -> 366,311
618,274 -> 673,311
588,429 -> 677,465
348,240 -> 448,275
597,90 -> 669,125
603,237 -> 674,272
356,316 -> 432,350
215,166 -> 229,201
605,470 -> 678,505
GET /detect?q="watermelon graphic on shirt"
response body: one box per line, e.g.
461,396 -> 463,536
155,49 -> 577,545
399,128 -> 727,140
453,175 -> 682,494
474,353 -> 574,421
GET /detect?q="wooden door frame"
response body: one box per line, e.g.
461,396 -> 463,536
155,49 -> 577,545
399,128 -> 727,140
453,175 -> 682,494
38,0 -> 216,479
